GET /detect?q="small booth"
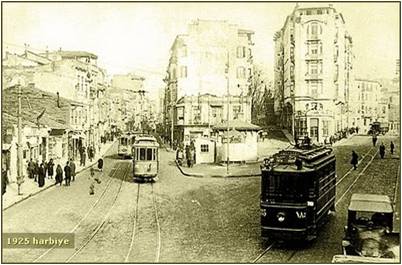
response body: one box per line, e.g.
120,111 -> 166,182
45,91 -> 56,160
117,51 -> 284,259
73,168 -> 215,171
213,121 -> 261,163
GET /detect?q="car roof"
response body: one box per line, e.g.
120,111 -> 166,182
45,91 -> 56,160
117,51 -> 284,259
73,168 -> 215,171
348,193 -> 393,213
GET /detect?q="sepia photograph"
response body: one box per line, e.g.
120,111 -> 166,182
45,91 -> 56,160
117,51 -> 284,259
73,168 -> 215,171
1,1 -> 401,263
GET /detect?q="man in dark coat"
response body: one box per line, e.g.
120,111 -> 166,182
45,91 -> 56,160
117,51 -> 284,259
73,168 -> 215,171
38,163 -> 46,188
47,158 -> 54,179
64,161 -> 71,186
81,150 -> 86,167
390,141 -> 395,155
56,164 -> 63,186
27,158 -> 34,179
379,143 -> 386,159
372,134 -> 378,147
70,159 -> 76,181
97,158 -> 104,172
2,169 -> 9,195
351,151 -> 359,170
33,159 -> 39,182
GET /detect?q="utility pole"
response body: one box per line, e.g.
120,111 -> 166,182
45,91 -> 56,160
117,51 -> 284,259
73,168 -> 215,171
17,82 -> 23,195
171,103 -> 174,149
226,51 -> 230,175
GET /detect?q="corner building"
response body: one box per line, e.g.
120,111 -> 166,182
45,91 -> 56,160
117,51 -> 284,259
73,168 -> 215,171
273,4 -> 353,143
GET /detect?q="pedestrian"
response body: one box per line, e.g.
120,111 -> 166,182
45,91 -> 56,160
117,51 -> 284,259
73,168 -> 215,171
70,158 -> 76,181
56,164 -> 63,186
380,143 -> 386,159
89,146 -> 95,162
356,127 -> 359,134
81,150 -> 86,167
372,134 -> 378,147
2,169 -> 9,195
351,151 -> 359,170
47,158 -> 54,179
27,158 -> 34,179
64,161 -> 71,186
89,167 -> 95,195
97,158 -> 103,172
38,163 -> 45,188
295,157 -> 303,170
33,159 -> 39,182
390,141 -> 395,155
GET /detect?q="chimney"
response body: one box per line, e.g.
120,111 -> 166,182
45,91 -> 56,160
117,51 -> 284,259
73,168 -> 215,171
56,92 -> 60,108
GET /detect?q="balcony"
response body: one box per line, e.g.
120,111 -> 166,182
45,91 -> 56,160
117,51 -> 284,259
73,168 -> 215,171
305,53 -> 322,60
306,34 -> 320,41
305,73 -> 322,80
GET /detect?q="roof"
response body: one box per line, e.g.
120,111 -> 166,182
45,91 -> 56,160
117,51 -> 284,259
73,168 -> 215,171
213,120 -> 262,131
2,86 -> 74,130
47,50 -> 98,59
348,194 -> 393,213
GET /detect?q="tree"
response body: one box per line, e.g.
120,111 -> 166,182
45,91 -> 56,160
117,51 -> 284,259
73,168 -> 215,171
247,66 -> 273,126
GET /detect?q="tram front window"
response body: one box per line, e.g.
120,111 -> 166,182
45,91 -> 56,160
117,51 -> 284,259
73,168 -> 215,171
146,149 -> 153,160
268,174 -> 310,200
139,148 -> 146,160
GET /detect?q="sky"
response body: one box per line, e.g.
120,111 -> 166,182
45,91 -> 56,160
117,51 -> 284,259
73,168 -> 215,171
3,2 -> 400,100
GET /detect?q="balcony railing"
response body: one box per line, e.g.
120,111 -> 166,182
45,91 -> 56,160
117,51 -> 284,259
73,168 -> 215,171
305,53 -> 322,60
305,73 -> 322,80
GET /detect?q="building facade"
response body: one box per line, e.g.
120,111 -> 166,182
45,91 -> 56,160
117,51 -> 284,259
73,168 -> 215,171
350,79 -> 388,134
273,4 -> 354,143
163,19 -> 255,143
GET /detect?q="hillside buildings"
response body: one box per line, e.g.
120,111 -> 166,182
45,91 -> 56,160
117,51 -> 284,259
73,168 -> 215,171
273,4 -> 354,143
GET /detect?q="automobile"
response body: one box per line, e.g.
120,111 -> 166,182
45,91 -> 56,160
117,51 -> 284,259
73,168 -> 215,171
332,193 -> 399,263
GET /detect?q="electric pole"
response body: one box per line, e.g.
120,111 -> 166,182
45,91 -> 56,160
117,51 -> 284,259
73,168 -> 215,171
226,51 -> 230,175
17,82 -> 23,195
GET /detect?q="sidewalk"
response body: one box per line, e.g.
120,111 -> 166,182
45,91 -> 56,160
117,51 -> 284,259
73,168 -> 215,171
2,140 -> 116,210
176,161 -> 261,178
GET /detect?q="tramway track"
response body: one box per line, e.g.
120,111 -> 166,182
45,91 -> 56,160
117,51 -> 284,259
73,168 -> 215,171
335,148 -> 379,207
65,163 -> 131,262
124,182 -> 161,263
33,164 -> 122,263
336,146 -> 375,185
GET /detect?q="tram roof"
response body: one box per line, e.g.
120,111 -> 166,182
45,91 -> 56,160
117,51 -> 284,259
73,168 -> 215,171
348,194 -> 393,213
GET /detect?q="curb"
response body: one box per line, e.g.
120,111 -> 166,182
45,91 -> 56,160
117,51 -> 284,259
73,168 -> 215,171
3,141 -> 116,211
175,160 -> 261,178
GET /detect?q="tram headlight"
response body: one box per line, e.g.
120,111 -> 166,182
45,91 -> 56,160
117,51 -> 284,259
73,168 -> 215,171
276,212 -> 286,222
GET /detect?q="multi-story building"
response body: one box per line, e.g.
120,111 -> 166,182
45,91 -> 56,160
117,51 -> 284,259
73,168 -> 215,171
164,19 -> 255,143
350,79 -> 387,134
273,4 -> 354,143
3,48 -> 110,155
111,73 -> 153,132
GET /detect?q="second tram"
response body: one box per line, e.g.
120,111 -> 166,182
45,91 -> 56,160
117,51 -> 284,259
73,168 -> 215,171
118,134 -> 136,158
260,144 -> 336,241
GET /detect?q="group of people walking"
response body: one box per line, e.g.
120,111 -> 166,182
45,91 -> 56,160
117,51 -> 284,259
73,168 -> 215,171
176,141 -> 196,168
27,158 -> 77,187
350,139 -> 396,170
79,145 -> 96,167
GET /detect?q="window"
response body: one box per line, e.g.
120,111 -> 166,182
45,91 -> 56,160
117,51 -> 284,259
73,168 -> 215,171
201,144 -> 209,153
237,67 -> 246,79
306,10 -> 312,15
322,120 -> 329,136
233,105 -> 242,120
237,46 -> 246,58
310,63 -> 318,74
193,106 -> 201,124
317,9 -> 322,15
23,150 -> 27,159
153,148 -> 157,160
146,148 -> 153,160
139,148 -> 146,160
180,66 -> 187,78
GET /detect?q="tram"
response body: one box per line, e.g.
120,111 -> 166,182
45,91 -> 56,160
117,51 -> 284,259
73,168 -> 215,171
260,143 -> 336,241
131,135 -> 159,181
118,134 -> 136,158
